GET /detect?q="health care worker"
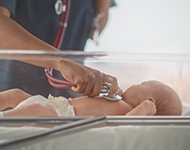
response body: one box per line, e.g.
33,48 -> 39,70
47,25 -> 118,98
0,0 -> 118,98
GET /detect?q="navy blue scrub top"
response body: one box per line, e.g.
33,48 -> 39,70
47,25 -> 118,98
0,0 -> 95,50
0,0 -> 116,97
0,0 -> 95,98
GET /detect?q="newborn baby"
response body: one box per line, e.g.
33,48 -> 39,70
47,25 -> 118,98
68,80 -> 182,116
0,80 -> 182,117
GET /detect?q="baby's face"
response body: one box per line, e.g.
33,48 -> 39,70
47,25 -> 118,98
122,81 -> 154,107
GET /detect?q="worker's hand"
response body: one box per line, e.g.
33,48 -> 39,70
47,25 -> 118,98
89,12 -> 103,45
89,0 -> 111,45
58,59 -> 118,97
89,11 -> 108,45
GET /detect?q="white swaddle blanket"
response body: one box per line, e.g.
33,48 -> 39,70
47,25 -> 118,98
15,95 -> 75,117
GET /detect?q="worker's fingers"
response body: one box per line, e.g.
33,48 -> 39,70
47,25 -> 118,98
103,73 -> 118,96
71,68 -> 102,97
126,100 -> 157,116
86,70 -> 103,97
81,82 -> 94,96
117,88 -> 123,96
88,77 -> 102,97
71,78 -> 88,94
89,13 -> 103,39
78,74 -> 99,97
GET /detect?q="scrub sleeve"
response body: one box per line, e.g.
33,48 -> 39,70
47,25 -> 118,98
0,0 -> 94,98
0,0 -> 16,16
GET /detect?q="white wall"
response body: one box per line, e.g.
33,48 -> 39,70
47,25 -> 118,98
85,0 -> 190,53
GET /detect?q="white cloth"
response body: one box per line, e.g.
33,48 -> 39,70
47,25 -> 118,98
0,111 -> 4,117
15,95 -> 75,117
182,103 -> 190,116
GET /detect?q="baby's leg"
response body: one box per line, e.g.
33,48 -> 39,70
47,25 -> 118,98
0,89 -> 31,110
126,100 -> 157,116
4,103 -> 57,117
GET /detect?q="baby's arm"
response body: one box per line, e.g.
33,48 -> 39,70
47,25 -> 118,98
126,100 -> 157,116
0,89 -> 31,110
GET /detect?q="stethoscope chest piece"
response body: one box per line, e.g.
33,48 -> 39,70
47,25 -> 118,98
100,93 -> 122,101
100,83 -> 122,101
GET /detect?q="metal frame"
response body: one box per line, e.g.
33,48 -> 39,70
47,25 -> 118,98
1,50 -> 190,62
1,116 -> 190,127
0,116 -> 190,150
106,116 -> 190,126
0,116 -> 94,126
0,116 -> 107,150
0,50 -> 105,61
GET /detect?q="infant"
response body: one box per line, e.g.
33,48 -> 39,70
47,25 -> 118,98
0,80 -> 182,117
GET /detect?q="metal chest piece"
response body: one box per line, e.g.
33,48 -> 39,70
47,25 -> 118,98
100,83 -> 122,101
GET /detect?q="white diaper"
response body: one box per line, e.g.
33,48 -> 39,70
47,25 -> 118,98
15,95 -> 75,117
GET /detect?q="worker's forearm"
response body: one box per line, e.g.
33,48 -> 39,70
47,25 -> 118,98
0,14 -> 57,51
0,12 -> 63,70
0,12 -> 78,83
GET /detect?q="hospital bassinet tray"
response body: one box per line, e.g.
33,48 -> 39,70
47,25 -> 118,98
0,50 -> 190,150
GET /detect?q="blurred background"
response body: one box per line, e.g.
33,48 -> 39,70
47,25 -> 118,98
85,0 -> 190,53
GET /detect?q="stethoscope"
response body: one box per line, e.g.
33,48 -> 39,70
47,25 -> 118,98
45,0 -> 74,88
45,0 -> 122,100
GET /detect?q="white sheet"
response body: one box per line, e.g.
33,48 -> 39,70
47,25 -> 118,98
0,125 -> 190,150
182,103 -> 190,116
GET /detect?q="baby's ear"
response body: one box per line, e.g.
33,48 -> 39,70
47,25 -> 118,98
148,98 -> 156,104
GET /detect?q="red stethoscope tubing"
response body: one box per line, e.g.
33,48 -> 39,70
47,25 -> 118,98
45,68 -> 75,88
53,0 -> 70,48
45,0 -> 76,88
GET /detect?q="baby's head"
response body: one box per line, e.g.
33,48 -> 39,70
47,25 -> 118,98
123,80 -> 182,115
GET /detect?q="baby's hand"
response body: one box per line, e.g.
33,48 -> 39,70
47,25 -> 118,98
126,99 -> 157,116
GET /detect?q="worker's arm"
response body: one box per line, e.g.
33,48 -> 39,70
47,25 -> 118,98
0,6 -> 60,69
0,6 -> 118,97
89,0 -> 111,44
0,6 -> 58,51
94,0 -> 111,33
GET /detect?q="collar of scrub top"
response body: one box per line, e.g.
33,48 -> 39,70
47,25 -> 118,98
44,0 -> 122,101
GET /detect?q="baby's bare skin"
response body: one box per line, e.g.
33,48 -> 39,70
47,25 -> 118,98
68,96 -> 134,116
1,81 -> 182,117
68,80 -> 181,116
